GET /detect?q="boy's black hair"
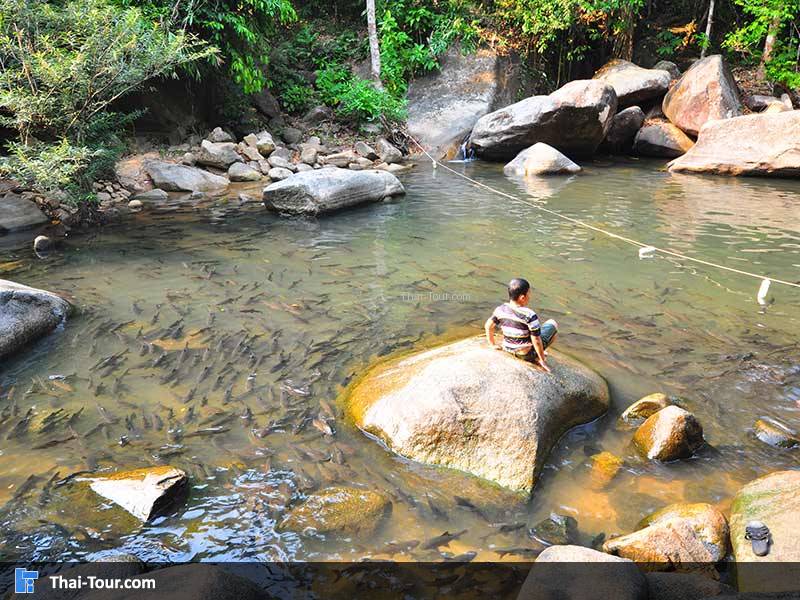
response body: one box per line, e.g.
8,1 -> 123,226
508,278 -> 530,300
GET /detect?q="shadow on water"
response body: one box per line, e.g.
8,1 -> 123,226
0,158 -> 799,563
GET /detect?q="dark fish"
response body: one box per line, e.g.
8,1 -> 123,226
495,547 -> 540,558
383,540 -> 420,556
481,522 -> 526,540
422,529 -> 467,550
32,434 -> 77,449
184,426 -> 230,438
426,494 -> 449,521
454,495 -> 490,521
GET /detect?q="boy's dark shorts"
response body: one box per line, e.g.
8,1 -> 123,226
509,319 -> 558,363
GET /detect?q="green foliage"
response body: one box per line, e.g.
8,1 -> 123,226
724,0 -> 800,87
117,0 -> 297,94
282,83 -> 315,113
0,0 -> 210,200
315,65 -> 405,123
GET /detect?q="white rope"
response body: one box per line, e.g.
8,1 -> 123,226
406,136 -> 800,292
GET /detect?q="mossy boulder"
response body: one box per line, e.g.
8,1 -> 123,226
633,405 -> 704,461
621,393 -> 671,424
278,486 -> 390,538
603,502 -> 729,569
730,470 -> 800,592
346,336 -> 609,495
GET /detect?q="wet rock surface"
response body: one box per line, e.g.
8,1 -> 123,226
88,465 -> 189,521
0,279 -> 72,360
503,143 -> 582,176
278,486 -> 391,538
633,405 -> 704,461
0,193 -> 49,232
347,336 -> 609,494
622,393 -> 672,423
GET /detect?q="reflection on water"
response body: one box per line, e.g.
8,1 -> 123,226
0,158 -> 799,563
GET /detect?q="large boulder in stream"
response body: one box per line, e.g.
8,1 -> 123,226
593,59 -> 672,107
668,111 -> 800,177
0,279 -> 72,360
468,79 -> 617,161
503,143 -> 581,176
518,545 -> 648,600
633,405 -> 704,461
263,168 -> 405,216
145,160 -> 229,193
730,470 -> 800,592
89,465 -> 189,521
603,502 -> 729,568
0,193 -> 49,232
662,55 -> 742,136
407,46 -> 519,160
346,336 -> 609,494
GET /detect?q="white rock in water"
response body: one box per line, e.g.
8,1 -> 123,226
503,143 -> 581,176
89,466 -> 188,521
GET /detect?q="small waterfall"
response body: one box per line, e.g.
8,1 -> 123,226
453,135 -> 476,162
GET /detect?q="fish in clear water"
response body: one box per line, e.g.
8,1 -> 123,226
383,540 -> 420,556
422,529 -> 467,550
481,522 -> 526,540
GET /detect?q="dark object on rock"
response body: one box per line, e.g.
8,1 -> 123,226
0,193 -> 49,232
633,405 -> 704,461
469,79 -> 617,161
33,235 -> 53,253
529,513 -> 579,546
89,465 -> 189,521
602,106 -> 645,154
0,279 -> 72,360
251,87 -> 282,118
263,167 -> 404,216
354,141 -> 378,160
669,111 -> 800,177
633,121 -> 694,158
745,520 -> 771,557
593,59 -> 672,106
662,55 -> 742,136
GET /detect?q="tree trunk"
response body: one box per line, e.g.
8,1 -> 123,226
366,0 -> 383,89
758,13 -> 782,79
700,0 -> 715,58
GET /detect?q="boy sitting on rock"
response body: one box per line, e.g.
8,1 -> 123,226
484,278 -> 558,373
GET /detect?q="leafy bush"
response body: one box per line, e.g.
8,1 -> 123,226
315,65 -> 405,123
0,0 -> 211,200
282,83 -> 315,114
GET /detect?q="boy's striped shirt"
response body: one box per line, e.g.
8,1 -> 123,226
491,302 -> 541,352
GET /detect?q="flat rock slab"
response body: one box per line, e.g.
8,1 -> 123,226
89,465 -> 188,521
346,336 -> 609,494
263,168 -> 405,216
0,193 -> 49,232
669,111 -> 800,177
0,279 -> 72,360
730,470 -> 800,592
145,160 -> 229,193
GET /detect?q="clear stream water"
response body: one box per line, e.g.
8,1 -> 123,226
1,158 -> 799,565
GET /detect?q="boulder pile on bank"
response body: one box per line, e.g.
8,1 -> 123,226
346,336 -> 609,494
461,53 -> 797,178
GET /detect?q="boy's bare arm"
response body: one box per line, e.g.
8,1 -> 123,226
532,335 -> 551,372
484,318 -> 499,348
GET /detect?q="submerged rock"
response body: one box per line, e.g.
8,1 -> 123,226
753,417 -> 800,449
0,193 -> 49,232
633,121 -> 695,158
668,111 -> 800,177
662,55 -> 742,136
406,46 -> 519,159
503,143 -> 581,176
89,465 -> 189,521
633,405 -> 704,461
263,168 -> 405,216
145,160 -> 229,193
645,572 -> 734,600
0,279 -> 72,360
469,79 -> 617,160
593,59 -> 672,106
621,392 -> 672,423
346,336 -> 609,494
730,470 -> 800,591
589,451 -> 624,489
530,513 -> 579,546
602,106 -> 646,154
519,545 -> 648,600
278,486 -> 390,537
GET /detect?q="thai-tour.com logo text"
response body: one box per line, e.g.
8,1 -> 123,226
14,567 -> 155,594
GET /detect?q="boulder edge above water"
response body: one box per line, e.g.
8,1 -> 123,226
89,465 -> 189,522
263,167 -> 405,216
346,336 -> 609,495
0,279 -> 72,360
